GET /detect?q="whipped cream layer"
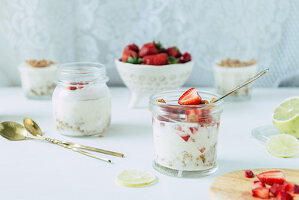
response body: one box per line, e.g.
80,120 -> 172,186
153,118 -> 219,171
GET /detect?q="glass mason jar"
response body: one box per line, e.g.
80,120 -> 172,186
149,90 -> 224,177
213,59 -> 258,101
52,62 -> 111,136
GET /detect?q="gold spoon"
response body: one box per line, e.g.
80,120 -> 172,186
23,118 -> 124,158
0,121 -> 111,163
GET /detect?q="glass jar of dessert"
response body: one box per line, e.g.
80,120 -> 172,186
52,62 -> 111,136
18,59 -> 57,99
149,89 -> 224,177
213,58 -> 258,100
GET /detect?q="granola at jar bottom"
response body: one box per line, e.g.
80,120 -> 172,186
149,88 -> 223,177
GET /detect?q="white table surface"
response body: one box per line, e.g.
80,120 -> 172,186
0,87 -> 298,200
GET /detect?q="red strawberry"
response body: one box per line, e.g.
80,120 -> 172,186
180,52 -> 192,63
166,47 -> 181,58
139,42 -> 159,57
284,182 -> 295,193
252,187 -> 270,199
199,147 -> 206,153
270,184 -> 286,196
253,181 -> 266,190
245,170 -> 255,178
142,53 -> 168,65
178,88 -> 201,105
257,171 -> 286,185
68,86 -> 77,90
124,44 -> 139,53
294,185 -> 299,194
189,127 -> 198,134
276,191 -> 293,200
121,49 -> 138,62
181,135 -> 190,142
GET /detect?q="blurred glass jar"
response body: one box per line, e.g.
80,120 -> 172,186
213,58 -> 258,101
52,62 -> 111,136
18,59 -> 57,100
149,90 -> 224,177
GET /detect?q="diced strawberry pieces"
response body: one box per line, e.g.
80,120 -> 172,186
252,187 -> 270,199
257,171 -> 286,186
189,127 -> 198,134
180,52 -> 192,63
245,170 -> 255,178
253,181 -> 266,190
178,88 -> 201,105
68,86 -> 77,90
124,44 -> 139,53
142,53 -> 168,65
276,191 -> 293,200
283,181 -> 295,193
199,147 -> 206,153
270,183 -> 286,196
294,184 -> 299,194
180,135 -> 190,142
139,42 -> 159,57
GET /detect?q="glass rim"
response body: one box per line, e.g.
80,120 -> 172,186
149,89 -> 224,110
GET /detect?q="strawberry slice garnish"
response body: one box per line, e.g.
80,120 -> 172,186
252,187 -> 270,199
276,191 -> 294,200
257,171 -> 286,186
253,181 -> 266,190
178,88 -> 201,105
245,170 -> 255,178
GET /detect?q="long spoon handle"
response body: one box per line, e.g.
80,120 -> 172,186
32,136 -> 111,163
213,68 -> 269,103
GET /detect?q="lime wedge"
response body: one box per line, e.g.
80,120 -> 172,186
116,170 -> 157,187
266,134 -> 299,158
272,97 -> 299,138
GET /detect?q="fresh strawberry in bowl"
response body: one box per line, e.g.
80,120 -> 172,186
115,41 -> 194,108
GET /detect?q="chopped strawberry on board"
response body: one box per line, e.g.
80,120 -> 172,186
121,49 -> 138,62
257,171 -> 286,185
283,181 -> 295,193
245,170 -> 255,178
276,191 -> 294,200
294,184 -> 299,194
166,47 -> 181,58
139,42 -> 159,57
252,181 -> 266,190
252,187 -> 270,199
180,52 -> 192,63
178,88 -> 201,105
270,183 -> 287,196
124,44 -> 139,53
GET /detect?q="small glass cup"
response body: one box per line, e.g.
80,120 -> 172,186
213,59 -> 258,101
52,62 -> 111,136
149,90 -> 224,177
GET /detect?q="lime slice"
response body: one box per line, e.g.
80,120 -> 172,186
272,97 -> 299,138
116,170 -> 157,187
266,134 -> 299,158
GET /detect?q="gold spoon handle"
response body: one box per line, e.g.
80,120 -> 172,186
41,137 -> 111,163
61,142 -> 124,158
213,68 -> 269,103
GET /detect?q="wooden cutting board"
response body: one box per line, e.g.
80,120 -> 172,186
210,168 -> 299,200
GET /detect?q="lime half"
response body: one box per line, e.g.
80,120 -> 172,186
266,134 -> 299,158
116,170 -> 157,187
272,97 -> 299,138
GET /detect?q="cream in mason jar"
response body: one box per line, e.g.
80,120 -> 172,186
52,62 -> 111,136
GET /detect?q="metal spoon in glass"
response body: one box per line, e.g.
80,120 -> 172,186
212,68 -> 269,103
0,121 -> 111,163
23,118 -> 124,157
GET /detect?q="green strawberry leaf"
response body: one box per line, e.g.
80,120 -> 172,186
137,58 -> 142,64
168,56 -> 179,64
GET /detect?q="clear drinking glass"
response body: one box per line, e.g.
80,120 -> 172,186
52,62 -> 111,136
149,90 -> 224,177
